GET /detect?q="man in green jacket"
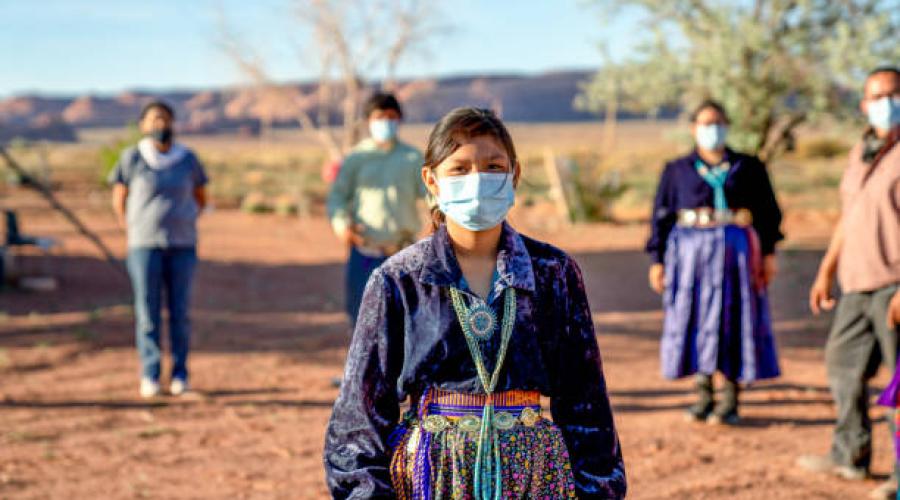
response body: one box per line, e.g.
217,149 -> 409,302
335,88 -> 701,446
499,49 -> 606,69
327,92 -> 425,326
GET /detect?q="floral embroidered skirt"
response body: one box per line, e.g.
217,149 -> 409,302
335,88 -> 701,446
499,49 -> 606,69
389,388 -> 577,499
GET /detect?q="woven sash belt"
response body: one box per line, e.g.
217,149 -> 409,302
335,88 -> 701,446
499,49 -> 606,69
418,388 -> 542,433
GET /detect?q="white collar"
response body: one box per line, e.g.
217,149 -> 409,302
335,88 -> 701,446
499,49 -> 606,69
138,137 -> 188,169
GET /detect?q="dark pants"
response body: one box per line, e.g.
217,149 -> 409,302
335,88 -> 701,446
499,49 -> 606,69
826,284 -> 899,470
345,247 -> 388,328
127,247 -> 197,382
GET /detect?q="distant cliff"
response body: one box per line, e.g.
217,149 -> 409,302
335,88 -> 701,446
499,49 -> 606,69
0,70 -> 660,142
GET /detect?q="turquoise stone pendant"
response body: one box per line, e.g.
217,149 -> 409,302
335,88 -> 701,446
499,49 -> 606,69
466,302 -> 497,340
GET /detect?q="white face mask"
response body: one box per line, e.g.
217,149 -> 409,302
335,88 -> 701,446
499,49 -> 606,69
369,119 -> 399,142
866,96 -> 900,131
695,124 -> 728,151
436,172 -> 515,231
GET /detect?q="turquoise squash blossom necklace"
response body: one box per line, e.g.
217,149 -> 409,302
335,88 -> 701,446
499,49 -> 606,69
449,286 -> 517,500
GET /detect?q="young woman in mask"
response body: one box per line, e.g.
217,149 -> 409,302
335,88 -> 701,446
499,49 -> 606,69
325,108 -> 626,499
109,101 -> 208,398
645,100 -> 784,424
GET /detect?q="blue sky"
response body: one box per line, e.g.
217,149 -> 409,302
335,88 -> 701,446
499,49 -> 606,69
0,1 -> 640,97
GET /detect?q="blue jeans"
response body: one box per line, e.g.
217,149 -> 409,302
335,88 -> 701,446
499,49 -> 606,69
345,247 -> 388,327
127,247 -> 197,382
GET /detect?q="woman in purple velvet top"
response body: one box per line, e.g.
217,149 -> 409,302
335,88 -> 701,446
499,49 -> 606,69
324,108 -> 626,499
646,100 -> 784,424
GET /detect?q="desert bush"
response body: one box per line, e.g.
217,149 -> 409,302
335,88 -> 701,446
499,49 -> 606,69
794,137 -> 850,159
273,193 -> 299,216
560,154 -> 629,222
240,191 -> 272,214
97,124 -> 141,185
571,168 -> 629,222
203,152 -> 326,214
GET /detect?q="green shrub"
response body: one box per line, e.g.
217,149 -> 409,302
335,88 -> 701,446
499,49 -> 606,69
562,156 -> 629,222
98,124 -> 141,185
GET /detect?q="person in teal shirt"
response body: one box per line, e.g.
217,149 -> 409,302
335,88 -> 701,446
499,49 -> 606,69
327,92 -> 426,325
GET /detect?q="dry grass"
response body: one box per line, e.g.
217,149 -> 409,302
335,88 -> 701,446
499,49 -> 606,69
4,120 -> 850,223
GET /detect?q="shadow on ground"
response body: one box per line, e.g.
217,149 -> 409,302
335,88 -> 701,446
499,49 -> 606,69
572,248 -> 833,349
1,248 -> 833,356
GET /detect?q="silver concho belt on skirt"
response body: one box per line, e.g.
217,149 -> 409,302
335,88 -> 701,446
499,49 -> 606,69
676,207 -> 753,228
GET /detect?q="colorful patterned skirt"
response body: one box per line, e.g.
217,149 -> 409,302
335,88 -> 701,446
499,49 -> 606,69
661,224 -> 780,382
389,388 -> 577,499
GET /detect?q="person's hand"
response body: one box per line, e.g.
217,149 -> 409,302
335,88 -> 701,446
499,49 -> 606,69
887,289 -> 900,329
809,270 -> 836,315
648,263 -> 665,294
762,254 -> 778,286
338,224 -> 365,248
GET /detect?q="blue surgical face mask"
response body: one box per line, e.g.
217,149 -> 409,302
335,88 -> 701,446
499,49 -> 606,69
437,172 -> 515,231
867,96 -> 900,131
369,119 -> 399,142
695,124 -> 728,151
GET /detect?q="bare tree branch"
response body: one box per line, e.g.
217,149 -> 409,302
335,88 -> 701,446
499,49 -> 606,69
761,112 -> 806,162
215,4 -> 342,157
216,0 -> 444,157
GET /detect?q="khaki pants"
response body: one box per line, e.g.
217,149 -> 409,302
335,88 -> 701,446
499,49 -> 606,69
825,284 -> 899,470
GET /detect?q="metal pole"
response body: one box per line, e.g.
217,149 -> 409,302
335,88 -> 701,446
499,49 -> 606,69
0,145 -> 128,281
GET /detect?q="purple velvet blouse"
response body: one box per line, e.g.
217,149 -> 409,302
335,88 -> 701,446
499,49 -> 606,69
324,223 -> 627,499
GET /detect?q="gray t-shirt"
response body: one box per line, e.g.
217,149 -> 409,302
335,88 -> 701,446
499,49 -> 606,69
108,145 -> 208,249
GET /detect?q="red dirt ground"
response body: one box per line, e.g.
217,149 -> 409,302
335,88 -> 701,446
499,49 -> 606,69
0,189 -> 894,499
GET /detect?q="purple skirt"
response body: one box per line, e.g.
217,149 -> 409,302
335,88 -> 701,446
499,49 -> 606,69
877,371 -> 900,408
877,371 -> 900,460
661,225 -> 780,383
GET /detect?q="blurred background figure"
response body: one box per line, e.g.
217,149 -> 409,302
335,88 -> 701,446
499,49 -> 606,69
799,66 -> 900,500
646,99 -> 783,425
326,92 -> 426,327
109,101 -> 209,398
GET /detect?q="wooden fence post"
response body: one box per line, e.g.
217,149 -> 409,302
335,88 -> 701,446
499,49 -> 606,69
543,148 -> 571,224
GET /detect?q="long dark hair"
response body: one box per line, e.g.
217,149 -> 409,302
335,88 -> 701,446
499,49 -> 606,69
423,107 -> 518,229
